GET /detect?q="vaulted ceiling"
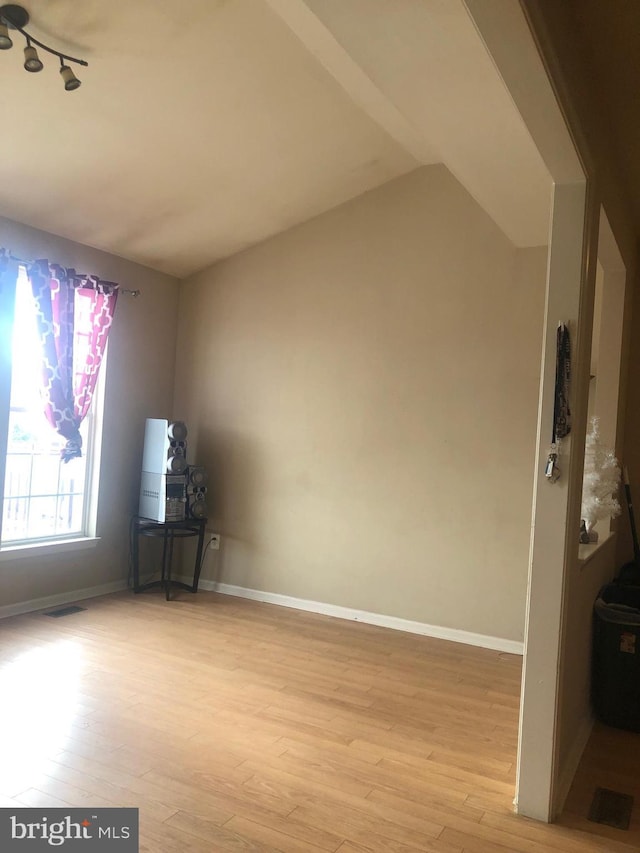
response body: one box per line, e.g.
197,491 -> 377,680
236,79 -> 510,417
0,0 -> 551,277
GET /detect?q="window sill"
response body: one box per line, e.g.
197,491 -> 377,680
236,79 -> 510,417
578,531 -> 615,567
0,537 -> 100,561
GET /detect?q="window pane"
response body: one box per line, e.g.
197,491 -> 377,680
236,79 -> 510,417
56,492 -> 85,536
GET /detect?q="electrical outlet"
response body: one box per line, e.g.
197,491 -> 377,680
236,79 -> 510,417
209,533 -> 220,550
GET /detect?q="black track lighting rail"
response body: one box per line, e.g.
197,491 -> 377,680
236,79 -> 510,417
0,4 -> 87,89
5,18 -> 87,67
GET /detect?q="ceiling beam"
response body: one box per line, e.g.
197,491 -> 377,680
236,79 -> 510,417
264,0 -> 437,165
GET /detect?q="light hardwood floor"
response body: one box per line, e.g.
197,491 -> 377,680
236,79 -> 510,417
0,590 -> 637,852
560,720 -> 640,848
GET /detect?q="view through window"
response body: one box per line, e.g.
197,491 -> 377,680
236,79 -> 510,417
1,267 -> 93,544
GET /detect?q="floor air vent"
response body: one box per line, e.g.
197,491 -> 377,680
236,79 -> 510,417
588,787 -> 634,830
44,605 -> 87,618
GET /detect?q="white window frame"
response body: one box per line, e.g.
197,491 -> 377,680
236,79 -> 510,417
0,265 -> 105,556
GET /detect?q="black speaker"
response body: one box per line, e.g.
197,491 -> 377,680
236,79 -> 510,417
187,485 -> 208,519
167,439 -> 187,474
188,466 -> 208,487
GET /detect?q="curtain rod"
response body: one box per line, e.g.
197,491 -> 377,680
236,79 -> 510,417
2,251 -> 141,297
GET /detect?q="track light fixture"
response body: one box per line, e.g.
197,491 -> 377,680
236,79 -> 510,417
23,37 -> 42,72
0,19 -> 12,50
0,4 -> 87,90
59,58 -> 80,91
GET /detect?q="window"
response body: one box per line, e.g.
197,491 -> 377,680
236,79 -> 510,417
0,267 -> 102,547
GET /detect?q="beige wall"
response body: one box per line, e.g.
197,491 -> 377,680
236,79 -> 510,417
175,166 -> 547,642
0,217 -> 180,607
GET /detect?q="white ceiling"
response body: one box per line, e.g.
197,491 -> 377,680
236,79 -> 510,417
0,0 -> 551,278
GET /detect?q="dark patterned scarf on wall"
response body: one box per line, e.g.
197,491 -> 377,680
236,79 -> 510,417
553,322 -> 571,442
545,322 -> 571,481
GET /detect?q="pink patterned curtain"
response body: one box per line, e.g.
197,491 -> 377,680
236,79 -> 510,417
28,260 -> 118,462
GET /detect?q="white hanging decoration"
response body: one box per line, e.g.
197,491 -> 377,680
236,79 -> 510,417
581,416 -> 621,536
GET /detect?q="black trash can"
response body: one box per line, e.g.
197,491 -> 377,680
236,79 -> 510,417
592,583 -> 640,731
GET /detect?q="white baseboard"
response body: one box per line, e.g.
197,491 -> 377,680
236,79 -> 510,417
2,573 -> 524,655
0,579 -> 129,620
191,578 -> 524,655
554,712 -> 594,815
1,573 -> 524,655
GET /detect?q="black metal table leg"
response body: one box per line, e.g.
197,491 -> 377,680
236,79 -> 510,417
161,527 -> 169,599
167,530 -> 175,601
132,517 -> 141,593
192,522 -> 205,592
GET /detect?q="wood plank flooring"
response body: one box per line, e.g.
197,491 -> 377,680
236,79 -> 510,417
0,590 -> 637,852
560,721 -> 640,848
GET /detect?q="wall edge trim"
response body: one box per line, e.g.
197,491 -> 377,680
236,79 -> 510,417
1,575 -> 525,655
0,579 -> 129,619
197,579 -> 524,654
